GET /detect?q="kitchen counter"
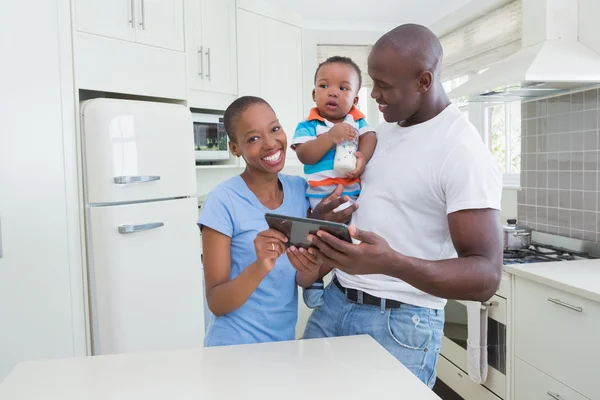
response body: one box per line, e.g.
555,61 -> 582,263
0,335 -> 441,400
505,259 -> 600,303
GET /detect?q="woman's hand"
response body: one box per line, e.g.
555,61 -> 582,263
254,229 -> 288,270
287,246 -> 322,275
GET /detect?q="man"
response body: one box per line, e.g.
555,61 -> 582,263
303,24 -> 503,388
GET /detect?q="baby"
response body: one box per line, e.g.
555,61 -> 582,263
292,56 -> 377,309
291,56 -> 377,211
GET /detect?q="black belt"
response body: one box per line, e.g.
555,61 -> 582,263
333,277 -> 402,309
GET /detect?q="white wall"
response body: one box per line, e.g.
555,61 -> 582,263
196,164 -> 304,197
501,188 -> 518,223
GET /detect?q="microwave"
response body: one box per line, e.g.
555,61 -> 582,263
192,112 -> 229,161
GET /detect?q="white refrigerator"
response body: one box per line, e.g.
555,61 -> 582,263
80,98 -> 205,355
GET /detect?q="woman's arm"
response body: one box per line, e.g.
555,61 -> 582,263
202,227 -> 271,316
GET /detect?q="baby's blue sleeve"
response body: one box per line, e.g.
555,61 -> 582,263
197,186 -> 234,237
356,118 -> 374,136
291,120 -> 317,148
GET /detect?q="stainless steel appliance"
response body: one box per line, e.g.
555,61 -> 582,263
436,233 -> 598,400
192,112 -> 229,162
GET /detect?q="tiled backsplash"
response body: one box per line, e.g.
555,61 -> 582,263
518,88 -> 600,242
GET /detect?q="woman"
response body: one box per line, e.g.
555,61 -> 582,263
198,96 -> 352,346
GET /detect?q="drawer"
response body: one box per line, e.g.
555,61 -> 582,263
514,278 -> 600,400
436,356 -> 501,400
514,358 -> 590,400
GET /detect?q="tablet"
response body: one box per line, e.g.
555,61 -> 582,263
264,213 -> 352,249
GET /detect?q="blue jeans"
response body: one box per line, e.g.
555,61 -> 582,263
303,281 -> 444,388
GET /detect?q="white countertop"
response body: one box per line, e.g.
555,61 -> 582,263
0,335 -> 441,400
505,259 -> 600,303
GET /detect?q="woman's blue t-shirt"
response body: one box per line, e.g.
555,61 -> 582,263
198,173 -> 309,346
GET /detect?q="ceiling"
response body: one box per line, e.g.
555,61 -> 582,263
262,0 -> 475,31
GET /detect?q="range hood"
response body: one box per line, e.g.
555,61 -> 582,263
448,0 -> 600,102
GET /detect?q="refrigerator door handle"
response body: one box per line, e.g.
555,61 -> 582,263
113,175 -> 161,185
118,222 -> 164,234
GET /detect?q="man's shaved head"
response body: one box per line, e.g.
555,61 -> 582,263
368,23 -> 450,126
374,24 -> 444,77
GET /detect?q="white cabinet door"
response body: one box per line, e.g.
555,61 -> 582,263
75,0 -> 136,42
185,0 -> 204,91
201,0 -> 237,95
134,0 -> 184,51
514,358 -> 590,400
260,18 -> 302,160
88,198 -> 204,355
237,10 -> 302,160
237,9 -> 262,96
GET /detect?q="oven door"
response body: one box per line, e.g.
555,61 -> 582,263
441,295 -> 507,399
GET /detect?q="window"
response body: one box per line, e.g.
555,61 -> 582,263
485,102 -> 521,186
444,74 -> 521,188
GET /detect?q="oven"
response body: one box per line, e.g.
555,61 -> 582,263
438,273 -> 509,400
192,112 -> 229,162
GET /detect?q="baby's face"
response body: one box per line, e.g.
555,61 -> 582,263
313,63 -> 360,123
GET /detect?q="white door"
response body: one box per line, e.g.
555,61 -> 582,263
201,0 -> 237,95
259,18 -> 302,160
75,0 -> 136,42
88,197 -> 204,355
134,0 -> 184,51
236,9 -> 262,97
185,0 -> 204,91
81,98 -> 197,204
0,0 -> 78,381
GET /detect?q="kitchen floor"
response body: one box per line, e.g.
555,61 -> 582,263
433,379 -> 464,400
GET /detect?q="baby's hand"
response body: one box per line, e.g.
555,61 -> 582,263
327,123 -> 357,144
345,151 -> 367,178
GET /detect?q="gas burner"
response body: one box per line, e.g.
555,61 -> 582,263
503,243 -> 597,265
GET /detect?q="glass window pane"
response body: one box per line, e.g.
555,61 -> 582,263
509,101 -> 521,173
488,104 -> 507,173
357,87 -> 369,121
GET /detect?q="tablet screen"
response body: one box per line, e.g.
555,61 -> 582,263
265,213 -> 352,249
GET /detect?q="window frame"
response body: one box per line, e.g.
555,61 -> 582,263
483,103 -> 521,189
445,74 -> 521,189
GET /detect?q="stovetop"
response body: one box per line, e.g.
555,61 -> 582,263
503,243 -> 598,265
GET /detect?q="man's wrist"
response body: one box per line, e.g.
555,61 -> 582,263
382,249 -> 406,278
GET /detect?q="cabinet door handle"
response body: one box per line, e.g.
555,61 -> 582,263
113,175 -> 160,185
198,46 -> 203,78
206,47 -> 211,80
0,216 -> 3,259
128,0 -> 135,27
547,391 -> 561,400
139,0 -> 146,30
547,297 -> 583,312
118,222 -> 164,234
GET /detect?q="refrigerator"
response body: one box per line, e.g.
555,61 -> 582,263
80,98 -> 205,355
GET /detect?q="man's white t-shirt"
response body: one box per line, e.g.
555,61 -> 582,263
335,104 -> 502,310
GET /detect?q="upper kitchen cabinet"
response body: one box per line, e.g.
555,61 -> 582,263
186,0 -> 238,110
237,8 -> 303,161
73,0 -> 186,99
75,0 -> 184,51
134,0 -> 185,51
74,0 -> 137,42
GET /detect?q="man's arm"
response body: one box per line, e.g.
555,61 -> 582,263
384,208 -> 503,301
308,208 -> 503,302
